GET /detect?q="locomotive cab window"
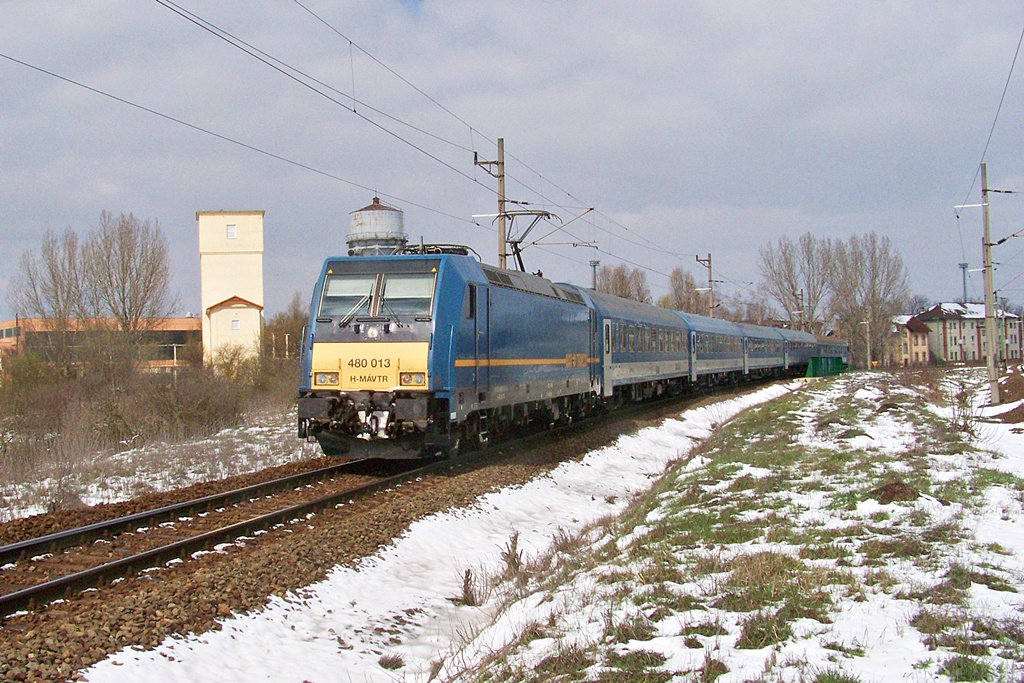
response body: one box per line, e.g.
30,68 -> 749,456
380,273 -> 435,316
319,273 -> 376,317
317,264 -> 438,321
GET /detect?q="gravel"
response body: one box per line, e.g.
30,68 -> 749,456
0,396 -> 705,682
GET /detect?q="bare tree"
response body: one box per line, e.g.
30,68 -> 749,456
757,233 -> 832,333
264,292 -> 308,359
828,232 -> 909,367
85,211 -> 175,345
723,292 -> 775,325
596,264 -> 651,303
9,229 -> 89,373
657,268 -> 709,313
906,293 -> 931,315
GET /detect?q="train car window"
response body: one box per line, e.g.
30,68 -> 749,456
464,284 -> 476,319
319,273 -> 376,317
380,272 -> 436,316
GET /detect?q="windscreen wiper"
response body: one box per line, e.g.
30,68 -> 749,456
338,293 -> 372,328
378,298 -> 405,327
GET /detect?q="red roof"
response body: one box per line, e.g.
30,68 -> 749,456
206,296 -> 263,316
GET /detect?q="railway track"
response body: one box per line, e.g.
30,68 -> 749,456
0,380 -> 765,620
0,457 -> 444,617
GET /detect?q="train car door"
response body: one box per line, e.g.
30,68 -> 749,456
602,319 -> 613,397
474,286 -> 490,401
689,331 -> 698,382
743,337 -> 750,375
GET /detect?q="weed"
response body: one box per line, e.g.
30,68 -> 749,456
900,578 -> 969,608
682,620 -> 728,638
535,642 -> 593,678
605,648 -> 667,669
736,609 -> 792,649
912,607 -> 966,635
606,612 -> 657,644
378,652 -> 404,670
823,640 -> 865,657
451,568 -> 487,607
699,653 -> 729,682
812,667 -> 863,683
501,532 -> 526,582
799,543 -> 853,561
940,655 -> 992,682
632,583 -> 703,613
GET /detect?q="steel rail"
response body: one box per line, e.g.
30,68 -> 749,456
0,459 -> 372,566
0,379 -> 776,617
0,459 -> 445,617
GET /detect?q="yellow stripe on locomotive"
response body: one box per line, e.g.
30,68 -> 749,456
310,341 -> 429,391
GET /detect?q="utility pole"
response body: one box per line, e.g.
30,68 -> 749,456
590,259 -> 600,289
959,262 -> 969,303
475,138 -> 507,268
696,253 -> 714,318
866,320 -> 871,369
982,163 -> 1001,404
795,289 -> 805,331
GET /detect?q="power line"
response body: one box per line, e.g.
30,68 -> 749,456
956,20 -> 1024,216
285,1 -> 695,265
0,51 -> 473,226
152,0 -> 482,187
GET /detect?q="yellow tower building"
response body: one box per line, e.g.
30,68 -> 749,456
196,210 -> 265,365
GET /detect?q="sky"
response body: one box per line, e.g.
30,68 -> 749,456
3,1 -> 1024,320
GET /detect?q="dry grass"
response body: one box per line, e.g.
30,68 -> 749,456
0,357 -> 306,519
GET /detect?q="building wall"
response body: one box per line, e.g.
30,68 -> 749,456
197,211 -> 265,363
895,327 -> 930,366
919,313 -> 1021,365
0,317 -> 201,374
207,306 -> 262,358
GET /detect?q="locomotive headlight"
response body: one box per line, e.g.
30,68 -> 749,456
366,326 -> 380,339
315,372 -> 339,386
400,372 -> 426,386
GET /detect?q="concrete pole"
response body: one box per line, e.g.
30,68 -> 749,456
696,253 -> 714,318
866,320 -> 871,369
982,163 -> 1001,404
497,138 -> 507,270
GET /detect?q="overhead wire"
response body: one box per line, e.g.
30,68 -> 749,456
954,19 -> 1024,268
956,20 -> 1024,216
284,0 -> 693,270
151,0 -> 482,185
157,0 -> 665,282
0,51 -> 474,226
952,19 -> 1024,304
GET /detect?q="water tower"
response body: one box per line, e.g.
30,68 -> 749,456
347,196 -> 407,256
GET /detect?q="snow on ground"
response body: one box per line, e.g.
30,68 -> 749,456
81,373 -> 1024,682
83,384 -> 796,682
0,410 -> 320,521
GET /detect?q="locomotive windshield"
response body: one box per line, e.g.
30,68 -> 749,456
380,273 -> 435,316
318,268 -> 437,320
320,273 -> 375,317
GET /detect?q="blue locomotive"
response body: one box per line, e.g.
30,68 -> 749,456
297,248 -> 848,458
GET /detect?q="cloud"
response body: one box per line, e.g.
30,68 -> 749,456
1,0 -> 1023,319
